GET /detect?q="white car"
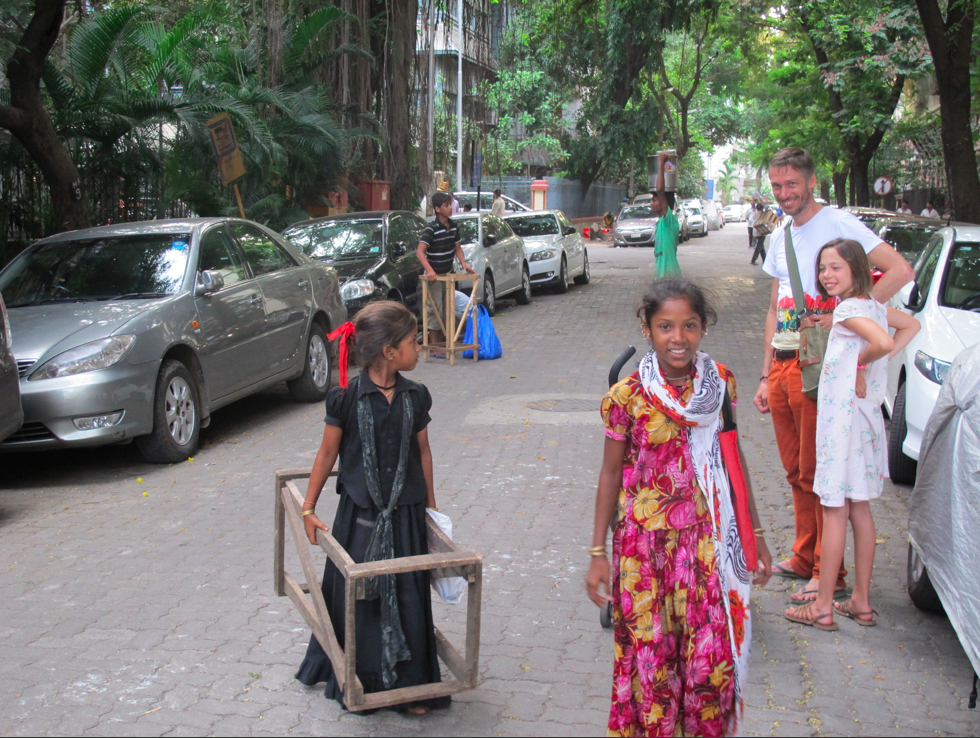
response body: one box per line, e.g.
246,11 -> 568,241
503,210 -> 590,293
453,213 -> 531,316
723,204 -> 746,223
454,192 -> 530,213
885,225 -> 980,484
685,204 -> 708,237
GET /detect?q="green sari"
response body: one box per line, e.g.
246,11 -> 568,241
654,208 -> 681,279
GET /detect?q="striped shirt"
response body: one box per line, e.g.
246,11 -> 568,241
419,217 -> 460,274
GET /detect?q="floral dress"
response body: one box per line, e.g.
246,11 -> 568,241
814,297 -> 889,507
601,365 -> 741,737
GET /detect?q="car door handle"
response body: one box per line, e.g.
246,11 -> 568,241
248,293 -> 263,305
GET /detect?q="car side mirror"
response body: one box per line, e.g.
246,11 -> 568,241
564,225 -> 577,235
392,242 -> 407,256
904,283 -> 922,312
196,270 -> 224,296
484,234 -> 497,247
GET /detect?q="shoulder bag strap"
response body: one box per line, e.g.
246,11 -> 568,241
782,224 -> 807,315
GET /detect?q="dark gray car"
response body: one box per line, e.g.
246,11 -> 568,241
0,291 -> 23,441
0,218 -> 346,462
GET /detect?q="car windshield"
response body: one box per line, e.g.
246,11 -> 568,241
620,205 -> 654,220
506,215 -> 559,237
883,225 -> 940,261
687,207 -> 702,215
283,220 -> 383,260
0,234 -> 190,306
456,217 -> 479,245
940,240 -> 980,309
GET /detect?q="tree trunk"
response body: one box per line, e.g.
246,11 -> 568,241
0,0 -> 89,233
850,150 -> 872,207
376,0 -> 415,211
915,0 -> 980,224
832,167 -> 849,208
820,180 -> 830,203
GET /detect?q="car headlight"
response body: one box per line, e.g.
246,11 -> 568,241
30,335 -> 137,381
340,279 -> 376,301
914,350 -> 951,385
529,250 -> 556,262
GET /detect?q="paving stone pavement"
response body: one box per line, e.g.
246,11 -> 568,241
1,226 -> 978,737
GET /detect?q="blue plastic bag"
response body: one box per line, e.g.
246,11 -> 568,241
462,304 -> 502,359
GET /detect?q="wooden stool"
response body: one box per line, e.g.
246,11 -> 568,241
273,468 -> 483,711
421,273 -> 481,364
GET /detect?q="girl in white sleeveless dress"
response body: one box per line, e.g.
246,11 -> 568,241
785,239 -> 919,631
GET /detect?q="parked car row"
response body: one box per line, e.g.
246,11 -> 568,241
611,203 -> 694,247
0,219 -> 347,462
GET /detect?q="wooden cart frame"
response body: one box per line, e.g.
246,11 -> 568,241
273,469 -> 482,710
421,273 -> 480,365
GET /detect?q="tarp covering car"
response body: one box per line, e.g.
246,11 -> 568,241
909,342 -> 980,675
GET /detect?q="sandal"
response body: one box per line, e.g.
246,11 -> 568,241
785,602 -> 838,631
771,561 -> 806,580
790,584 -> 847,605
834,601 -> 878,626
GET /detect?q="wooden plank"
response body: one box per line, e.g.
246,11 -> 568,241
344,569 -> 362,707
425,514 -> 457,554
348,551 -> 482,579
434,628 -> 467,683
465,563 -> 483,688
421,278 -> 429,361
282,481 -> 357,576
351,679 -> 467,712
283,571 -> 346,692
274,478 -> 286,597
281,486 -> 342,682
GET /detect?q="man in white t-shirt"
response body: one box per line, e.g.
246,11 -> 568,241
920,201 -> 940,219
490,189 -> 506,217
896,200 -> 912,215
754,148 -> 913,606
746,202 -> 759,248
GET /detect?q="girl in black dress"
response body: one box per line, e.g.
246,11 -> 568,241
295,301 -> 448,714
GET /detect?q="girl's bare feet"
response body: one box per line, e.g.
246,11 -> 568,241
406,705 -> 429,716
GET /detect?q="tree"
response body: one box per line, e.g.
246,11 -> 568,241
913,0 -> 979,223
0,0 -> 90,233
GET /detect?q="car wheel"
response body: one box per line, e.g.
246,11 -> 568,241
136,359 -> 201,463
287,322 -> 331,402
515,265 -> 532,305
888,382 -> 917,485
482,271 -> 496,316
907,542 -> 944,613
554,256 -> 569,294
574,250 -> 591,285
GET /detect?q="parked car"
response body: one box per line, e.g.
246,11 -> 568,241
0,219 -> 347,462
454,212 -> 531,315
884,225 -> 980,484
613,204 -> 660,247
872,216 -> 945,265
453,191 -> 530,213
503,210 -> 590,293
282,211 -> 423,315
674,204 -> 691,243
0,291 -> 23,442
685,204 -> 708,237
723,204 -> 746,223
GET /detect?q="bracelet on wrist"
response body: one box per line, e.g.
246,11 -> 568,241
857,364 -> 868,371
301,509 -> 316,517
760,376 -> 769,382
588,545 -> 608,557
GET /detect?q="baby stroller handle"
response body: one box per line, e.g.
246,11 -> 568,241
608,346 -> 637,388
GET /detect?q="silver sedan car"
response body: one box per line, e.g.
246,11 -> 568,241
0,218 -> 346,462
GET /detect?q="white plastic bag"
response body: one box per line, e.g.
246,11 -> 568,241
426,509 -> 467,605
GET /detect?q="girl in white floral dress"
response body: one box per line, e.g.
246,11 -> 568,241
785,239 -> 919,631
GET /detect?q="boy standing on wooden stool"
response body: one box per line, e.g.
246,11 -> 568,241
417,192 -> 476,349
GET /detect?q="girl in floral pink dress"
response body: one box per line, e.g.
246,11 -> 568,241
586,280 -> 772,737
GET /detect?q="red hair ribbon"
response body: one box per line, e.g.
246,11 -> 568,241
327,321 -> 356,388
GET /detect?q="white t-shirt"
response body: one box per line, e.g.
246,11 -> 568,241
762,207 -> 882,350
747,209 -> 759,227
921,208 -> 940,219
897,207 -> 912,214
491,197 -> 505,217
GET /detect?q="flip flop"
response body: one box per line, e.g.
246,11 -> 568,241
785,602 -> 838,631
834,601 -> 878,626
771,561 -> 805,580
790,586 -> 847,605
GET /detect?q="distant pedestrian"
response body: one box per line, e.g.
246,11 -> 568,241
490,189 -> 505,217
650,151 -> 681,278
785,240 -> 919,631
462,203 -> 472,212
746,202 -> 758,248
295,302 -> 450,714
921,201 -> 940,219
896,200 -> 912,215
750,204 -> 767,265
450,192 -> 461,215
754,147 -> 913,606
587,280 -> 772,736
417,192 -> 476,347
